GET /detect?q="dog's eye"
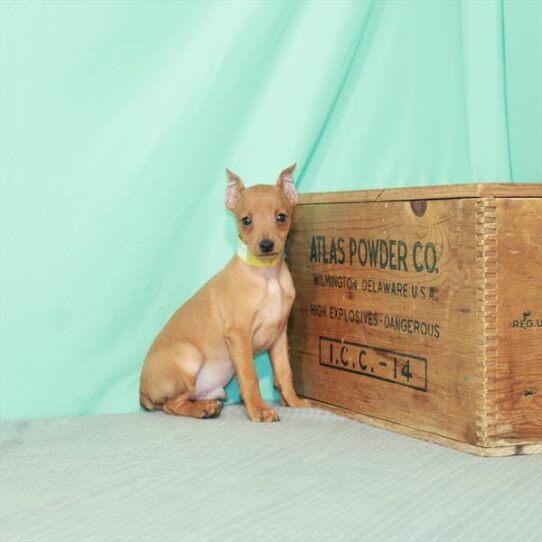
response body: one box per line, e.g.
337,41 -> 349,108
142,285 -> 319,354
241,216 -> 252,226
276,213 -> 287,223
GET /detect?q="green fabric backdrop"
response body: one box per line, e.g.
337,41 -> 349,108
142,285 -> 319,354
1,0 -> 541,420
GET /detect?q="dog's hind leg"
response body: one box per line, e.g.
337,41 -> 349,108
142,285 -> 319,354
140,344 -> 223,419
159,368 -> 223,418
160,366 -> 224,418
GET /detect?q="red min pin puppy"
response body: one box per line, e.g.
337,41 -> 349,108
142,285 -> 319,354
140,165 -> 310,422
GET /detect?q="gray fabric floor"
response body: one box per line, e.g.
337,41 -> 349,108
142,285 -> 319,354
1,406 -> 541,542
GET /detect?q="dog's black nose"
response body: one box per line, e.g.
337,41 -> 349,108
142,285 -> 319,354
259,239 -> 275,253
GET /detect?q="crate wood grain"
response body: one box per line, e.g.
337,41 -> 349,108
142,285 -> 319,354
286,183 -> 542,456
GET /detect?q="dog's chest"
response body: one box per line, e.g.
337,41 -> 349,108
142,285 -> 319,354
252,277 -> 291,351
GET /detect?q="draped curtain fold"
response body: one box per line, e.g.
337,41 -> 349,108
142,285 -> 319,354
1,0 -> 540,419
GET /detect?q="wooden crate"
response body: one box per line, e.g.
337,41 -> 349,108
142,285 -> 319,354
286,184 -> 542,456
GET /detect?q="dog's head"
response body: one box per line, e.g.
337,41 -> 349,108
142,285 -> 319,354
225,164 -> 298,259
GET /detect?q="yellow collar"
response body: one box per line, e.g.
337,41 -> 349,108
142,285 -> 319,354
236,238 -> 282,267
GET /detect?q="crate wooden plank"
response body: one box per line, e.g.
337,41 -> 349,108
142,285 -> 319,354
287,184 -> 542,455
299,183 -> 542,205
493,198 -> 542,445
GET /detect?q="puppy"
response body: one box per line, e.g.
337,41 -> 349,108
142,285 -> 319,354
139,164 -> 310,422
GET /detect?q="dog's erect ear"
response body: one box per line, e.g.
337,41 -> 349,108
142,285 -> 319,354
276,163 -> 298,205
225,169 -> 245,211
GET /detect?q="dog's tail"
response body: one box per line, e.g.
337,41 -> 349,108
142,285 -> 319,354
139,390 -> 156,411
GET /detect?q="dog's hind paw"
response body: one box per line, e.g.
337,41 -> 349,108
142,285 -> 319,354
193,400 -> 223,419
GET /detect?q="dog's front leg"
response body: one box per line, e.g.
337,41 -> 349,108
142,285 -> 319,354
225,329 -> 280,422
269,329 -> 311,408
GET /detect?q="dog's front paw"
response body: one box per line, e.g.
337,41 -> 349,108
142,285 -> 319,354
280,394 -> 312,408
248,405 -> 280,423
289,398 -> 312,408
